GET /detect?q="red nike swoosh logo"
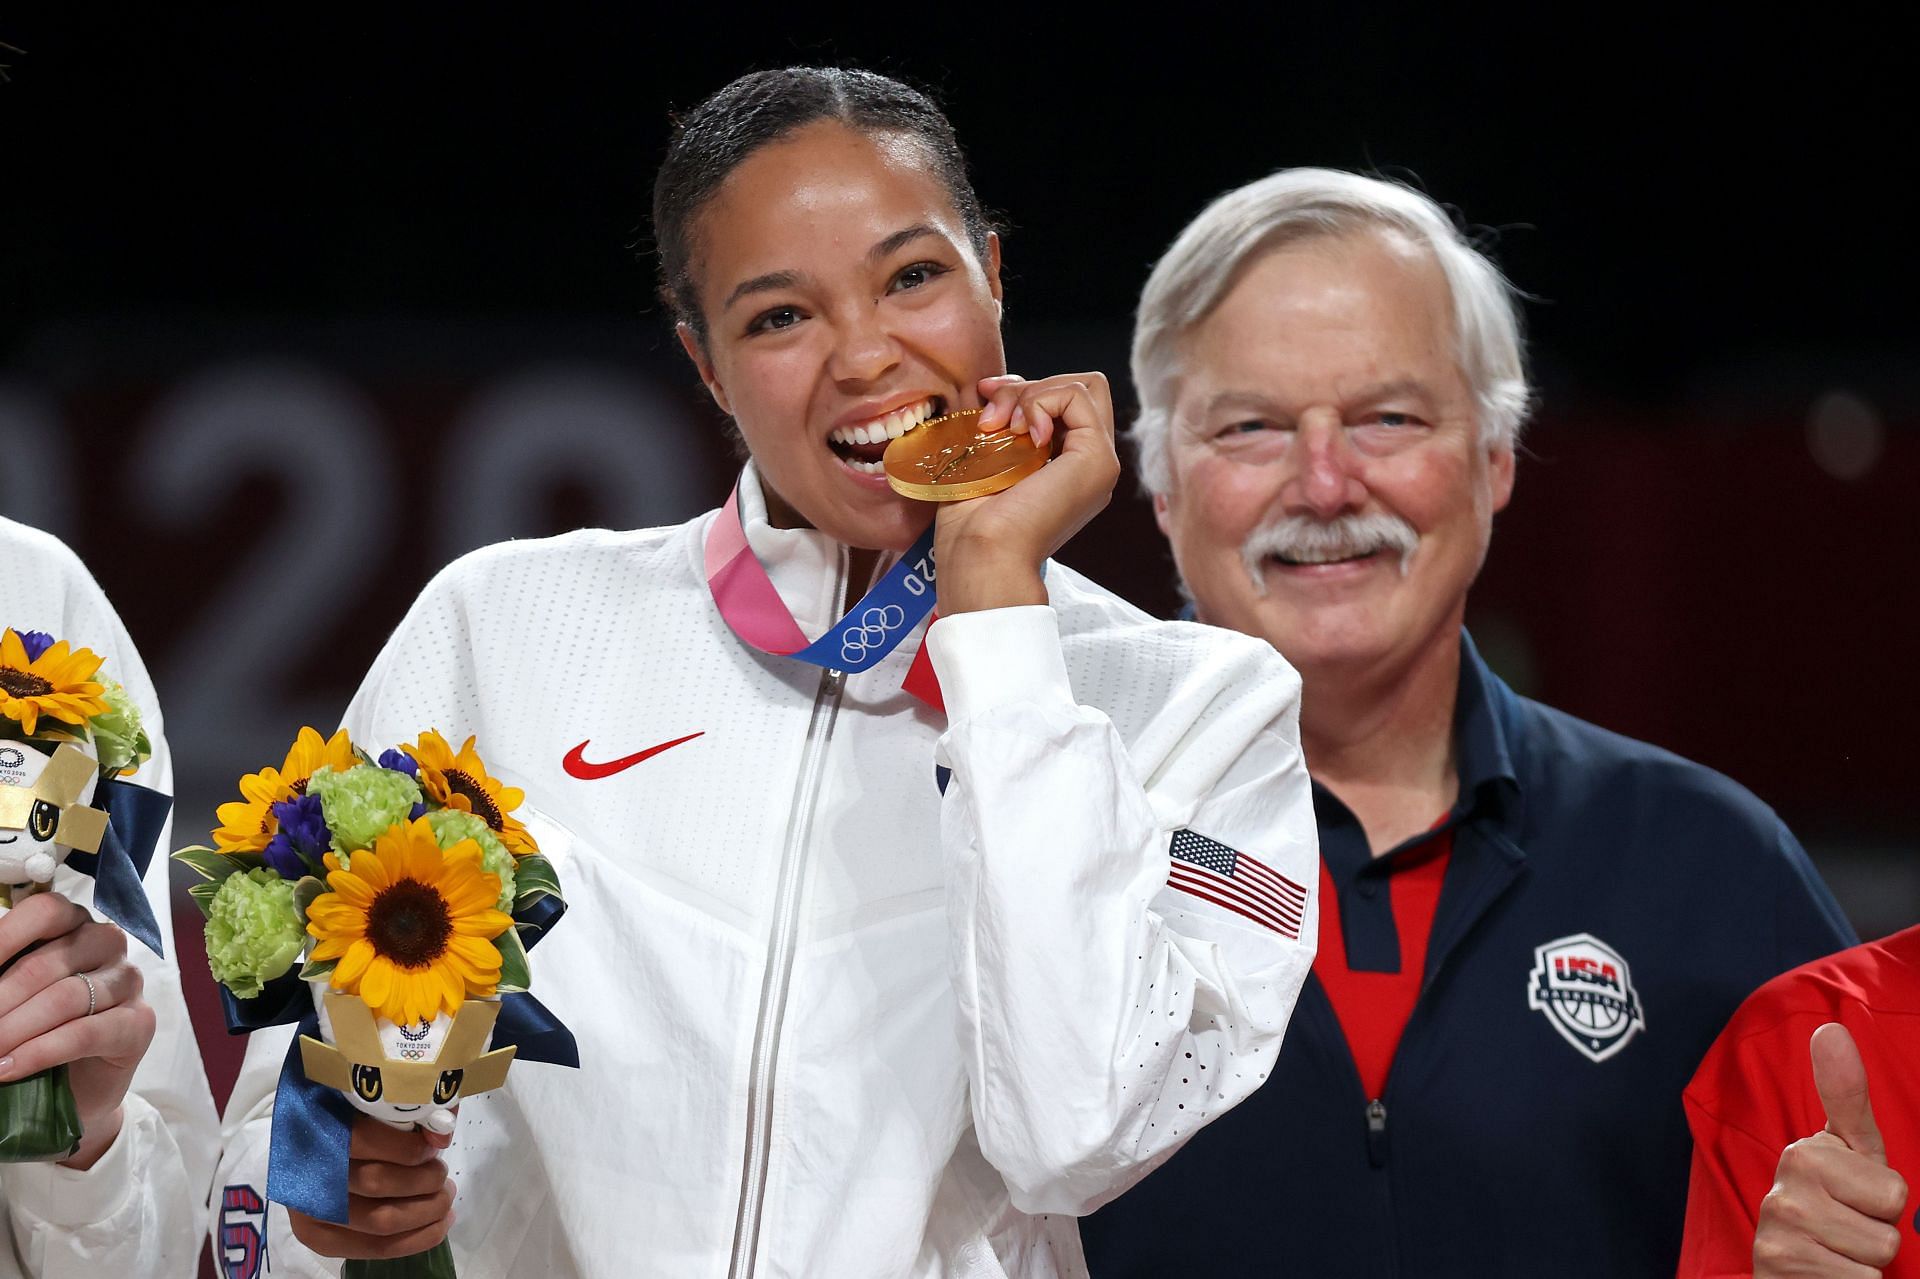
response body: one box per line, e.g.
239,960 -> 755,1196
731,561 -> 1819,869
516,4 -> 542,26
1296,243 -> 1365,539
563,732 -> 705,780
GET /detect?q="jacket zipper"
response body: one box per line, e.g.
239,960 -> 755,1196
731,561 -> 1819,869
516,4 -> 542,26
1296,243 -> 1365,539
1305,980 -> 1399,1268
1365,1098 -> 1389,1167
726,558 -> 852,1279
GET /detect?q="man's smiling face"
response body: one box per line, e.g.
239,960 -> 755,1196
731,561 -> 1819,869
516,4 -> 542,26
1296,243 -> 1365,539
1156,228 -> 1514,679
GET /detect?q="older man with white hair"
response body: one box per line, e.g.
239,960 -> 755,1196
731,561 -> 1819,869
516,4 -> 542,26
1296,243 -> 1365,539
1076,169 -> 1855,1276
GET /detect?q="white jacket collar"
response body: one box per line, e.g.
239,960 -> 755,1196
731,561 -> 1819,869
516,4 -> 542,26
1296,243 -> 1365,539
736,463 -> 849,638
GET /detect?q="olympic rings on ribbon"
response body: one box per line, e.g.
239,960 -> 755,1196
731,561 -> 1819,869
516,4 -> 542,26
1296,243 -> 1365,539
839,604 -> 908,666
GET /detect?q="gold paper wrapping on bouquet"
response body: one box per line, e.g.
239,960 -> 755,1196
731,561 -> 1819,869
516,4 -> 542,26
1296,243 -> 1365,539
883,407 -> 1050,502
300,990 -> 517,1103
0,742 -> 109,854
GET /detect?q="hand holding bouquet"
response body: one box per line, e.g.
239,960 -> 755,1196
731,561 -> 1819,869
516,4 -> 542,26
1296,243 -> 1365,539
178,727 -> 576,1277
0,626 -> 169,1163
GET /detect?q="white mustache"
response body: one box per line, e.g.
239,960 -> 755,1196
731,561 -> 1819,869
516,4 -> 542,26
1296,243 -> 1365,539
1241,513 -> 1420,593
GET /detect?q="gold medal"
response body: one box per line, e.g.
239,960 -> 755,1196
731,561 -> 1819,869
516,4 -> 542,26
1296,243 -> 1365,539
883,407 -> 1050,502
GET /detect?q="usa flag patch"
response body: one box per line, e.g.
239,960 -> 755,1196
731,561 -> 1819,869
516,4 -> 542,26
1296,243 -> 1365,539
1166,829 -> 1306,939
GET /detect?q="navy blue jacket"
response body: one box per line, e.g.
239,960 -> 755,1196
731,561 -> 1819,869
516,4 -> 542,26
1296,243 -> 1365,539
1080,635 -> 1855,1277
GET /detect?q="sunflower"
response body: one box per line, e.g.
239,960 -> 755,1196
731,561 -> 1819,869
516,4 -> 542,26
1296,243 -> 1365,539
213,725 -> 358,853
0,628 -> 108,738
305,816 -> 512,1025
404,730 -> 537,855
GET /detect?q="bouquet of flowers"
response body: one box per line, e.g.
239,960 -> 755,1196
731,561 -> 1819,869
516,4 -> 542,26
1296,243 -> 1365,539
177,726 -> 576,1278
0,626 -> 170,1161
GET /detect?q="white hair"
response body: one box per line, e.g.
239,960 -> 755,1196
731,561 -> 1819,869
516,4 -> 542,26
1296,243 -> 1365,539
1130,167 -> 1532,495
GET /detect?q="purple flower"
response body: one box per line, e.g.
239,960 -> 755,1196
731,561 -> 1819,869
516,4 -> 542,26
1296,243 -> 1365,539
17,631 -> 55,662
379,751 -> 426,817
262,794 -> 331,878
260,834 -> 308,880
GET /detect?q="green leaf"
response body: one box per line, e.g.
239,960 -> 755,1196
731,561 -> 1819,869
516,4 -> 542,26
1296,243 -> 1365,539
0,1064 -> 83,1160
342,1236 -> 455,1279
511,855 -> 564,908
494,926 -> 531,994
171,846 -> 258,884
186,880 -> 221,917
298,955 -> 338,984
292,875 -> 326,926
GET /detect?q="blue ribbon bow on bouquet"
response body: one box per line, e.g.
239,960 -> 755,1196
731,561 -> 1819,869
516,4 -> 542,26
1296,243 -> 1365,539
63,777 -> 170,957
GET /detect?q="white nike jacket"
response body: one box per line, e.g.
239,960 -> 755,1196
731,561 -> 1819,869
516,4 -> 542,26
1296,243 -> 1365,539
215,468 -> 1318,1278
0,516 -> 219,1279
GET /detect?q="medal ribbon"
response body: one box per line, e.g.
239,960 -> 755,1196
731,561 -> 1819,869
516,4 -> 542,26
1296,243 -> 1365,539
705,485 -> 946,710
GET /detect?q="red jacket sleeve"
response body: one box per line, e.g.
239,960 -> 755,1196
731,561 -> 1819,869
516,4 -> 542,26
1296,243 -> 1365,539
1676,1007 -> 1833,1278
1678,1093 -> 1800,1277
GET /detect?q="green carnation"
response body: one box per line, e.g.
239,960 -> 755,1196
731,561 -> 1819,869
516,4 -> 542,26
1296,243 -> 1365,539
427,808 -> 516,911
90,679 -> 151,777
205,868 -> 305,999
310,763 -> 422,856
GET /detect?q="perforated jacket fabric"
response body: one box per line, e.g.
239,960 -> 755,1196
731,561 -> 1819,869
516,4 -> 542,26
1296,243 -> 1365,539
213,467 -> 1319,1278
0,516 -> 219,1279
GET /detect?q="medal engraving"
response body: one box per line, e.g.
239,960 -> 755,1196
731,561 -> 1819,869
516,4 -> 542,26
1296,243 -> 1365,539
884,407 -> 1050,502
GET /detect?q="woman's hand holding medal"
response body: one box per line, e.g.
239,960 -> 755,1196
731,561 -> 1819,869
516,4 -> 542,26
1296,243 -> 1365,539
926,371 -> 1121,615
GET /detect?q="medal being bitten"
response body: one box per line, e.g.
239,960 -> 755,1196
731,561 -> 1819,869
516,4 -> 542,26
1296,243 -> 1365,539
883,407 -> 1051,502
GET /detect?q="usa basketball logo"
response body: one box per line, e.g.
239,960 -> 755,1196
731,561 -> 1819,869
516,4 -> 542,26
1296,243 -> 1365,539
1527,933 -> 1646,1063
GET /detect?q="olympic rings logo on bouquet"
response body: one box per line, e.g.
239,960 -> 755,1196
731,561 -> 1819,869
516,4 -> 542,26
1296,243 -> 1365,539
841,605 -> 908,665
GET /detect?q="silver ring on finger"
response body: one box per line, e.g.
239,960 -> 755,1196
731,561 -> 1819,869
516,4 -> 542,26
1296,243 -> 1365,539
76,970 -> 98,1017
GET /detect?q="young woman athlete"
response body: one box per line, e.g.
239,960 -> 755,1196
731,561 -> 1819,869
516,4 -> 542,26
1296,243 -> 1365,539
216,67 -> 1318,1278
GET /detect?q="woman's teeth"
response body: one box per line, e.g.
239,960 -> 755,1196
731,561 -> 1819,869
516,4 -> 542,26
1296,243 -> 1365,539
828,398 -> 937,448
844,457 -> 886,475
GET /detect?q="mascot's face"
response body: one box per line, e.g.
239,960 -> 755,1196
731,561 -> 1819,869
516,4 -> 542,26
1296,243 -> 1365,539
303,990 -> 516,1132
0,739 -> 103,886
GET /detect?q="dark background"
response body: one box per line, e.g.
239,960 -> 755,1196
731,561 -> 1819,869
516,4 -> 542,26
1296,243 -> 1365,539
2,11 -> 1913,1122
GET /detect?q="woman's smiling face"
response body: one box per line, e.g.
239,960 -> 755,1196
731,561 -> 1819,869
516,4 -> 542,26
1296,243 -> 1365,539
678,121 -> 1005,551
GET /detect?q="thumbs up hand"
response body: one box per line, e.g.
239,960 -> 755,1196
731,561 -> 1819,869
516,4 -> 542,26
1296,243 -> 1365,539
1754,1023 -> 1909,1276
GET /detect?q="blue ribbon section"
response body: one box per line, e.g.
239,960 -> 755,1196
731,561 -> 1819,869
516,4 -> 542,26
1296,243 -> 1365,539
494,991 -> 579,1068
266,1011 -> 357,1224
62,778 -> 169,957
219,969 -> 310,1035
266,991 -> 580,1222
788,525 -> 938,674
